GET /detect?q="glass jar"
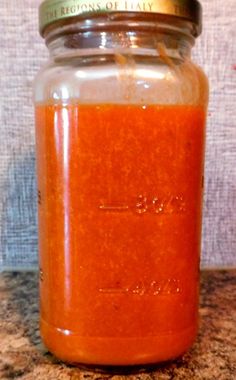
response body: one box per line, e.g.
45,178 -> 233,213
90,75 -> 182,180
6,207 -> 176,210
34,0 -> 208,367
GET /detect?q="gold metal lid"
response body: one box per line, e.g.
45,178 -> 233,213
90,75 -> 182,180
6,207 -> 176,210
39,0 -> 202,37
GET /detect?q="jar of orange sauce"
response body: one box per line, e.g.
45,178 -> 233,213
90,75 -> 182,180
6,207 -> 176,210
34,0 -> 208,366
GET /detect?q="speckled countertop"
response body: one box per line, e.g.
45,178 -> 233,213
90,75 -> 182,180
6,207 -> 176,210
0,270 -> 235,380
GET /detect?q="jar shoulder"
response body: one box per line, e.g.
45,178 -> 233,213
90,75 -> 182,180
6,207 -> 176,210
34,57 -> 208,106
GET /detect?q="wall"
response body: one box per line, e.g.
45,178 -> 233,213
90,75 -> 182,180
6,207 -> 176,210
0,0 -> 235,270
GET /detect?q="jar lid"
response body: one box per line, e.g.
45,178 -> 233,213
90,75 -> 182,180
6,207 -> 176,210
39,0 -> 202,37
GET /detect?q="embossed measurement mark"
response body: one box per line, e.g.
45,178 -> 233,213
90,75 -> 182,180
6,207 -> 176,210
99,287 -> 127,294
39,268 -> 44,282
38,190 -> 42,206
99,279 -> 181,296
99,195 -> 186,214
99,204 -> 129,211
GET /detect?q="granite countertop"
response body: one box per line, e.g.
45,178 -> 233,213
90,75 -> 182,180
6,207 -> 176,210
0,270 -> 235,380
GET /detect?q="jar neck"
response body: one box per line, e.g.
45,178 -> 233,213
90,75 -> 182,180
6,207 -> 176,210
45,14 -> 195,61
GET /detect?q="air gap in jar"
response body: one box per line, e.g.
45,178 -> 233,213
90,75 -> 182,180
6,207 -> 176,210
34,0 -> 209,367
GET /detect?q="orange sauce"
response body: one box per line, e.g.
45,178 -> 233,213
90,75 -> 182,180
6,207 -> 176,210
35,104 -> 206,365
